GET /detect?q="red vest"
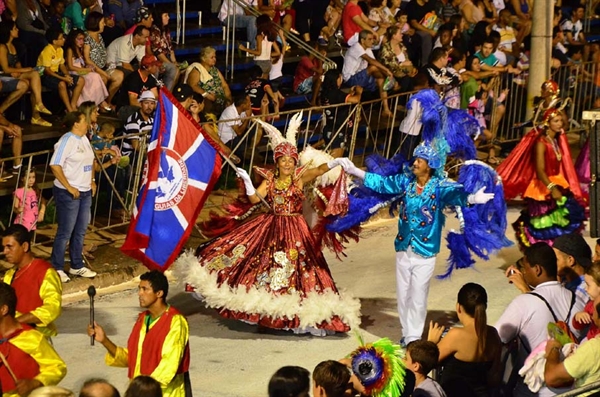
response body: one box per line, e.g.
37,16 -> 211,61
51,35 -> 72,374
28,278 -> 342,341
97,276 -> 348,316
126,307 -> 190,380
8,259 -> 52,314
0,326 -> 40,392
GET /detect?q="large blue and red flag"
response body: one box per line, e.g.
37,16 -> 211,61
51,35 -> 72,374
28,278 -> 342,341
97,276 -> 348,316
121,88 -> 222,271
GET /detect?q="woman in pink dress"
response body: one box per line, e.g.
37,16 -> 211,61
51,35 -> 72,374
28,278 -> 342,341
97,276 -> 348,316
65,29 -> 110,110
13,168 -> 45,231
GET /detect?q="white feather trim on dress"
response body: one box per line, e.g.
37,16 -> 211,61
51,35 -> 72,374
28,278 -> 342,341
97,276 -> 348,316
172,251 -> 361,330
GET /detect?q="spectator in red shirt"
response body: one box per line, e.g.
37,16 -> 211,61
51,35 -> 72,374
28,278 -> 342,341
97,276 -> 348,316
342,0 -> 380,46
292,45 -> 327,106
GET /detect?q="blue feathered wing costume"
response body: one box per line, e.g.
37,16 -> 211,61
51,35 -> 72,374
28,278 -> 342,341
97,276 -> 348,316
328,89 -> 512,277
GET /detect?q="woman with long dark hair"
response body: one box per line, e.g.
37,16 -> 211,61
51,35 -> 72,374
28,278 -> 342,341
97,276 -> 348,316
149,7 -> 180,90
238,14 -> 280,76
65,29 -> 110,110
0,20 -> 52,126
84,11 -> 124,108
428,283 -> 503,396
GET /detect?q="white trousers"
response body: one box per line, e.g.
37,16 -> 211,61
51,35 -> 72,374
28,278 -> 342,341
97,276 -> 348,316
396,248 -> 436,343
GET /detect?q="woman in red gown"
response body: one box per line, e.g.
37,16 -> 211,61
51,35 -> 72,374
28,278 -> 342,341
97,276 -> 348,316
497,108 -> 586,250
174,138 -> 360,335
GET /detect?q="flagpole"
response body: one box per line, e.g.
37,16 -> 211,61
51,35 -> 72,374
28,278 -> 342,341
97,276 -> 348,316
219,153 -> 272,210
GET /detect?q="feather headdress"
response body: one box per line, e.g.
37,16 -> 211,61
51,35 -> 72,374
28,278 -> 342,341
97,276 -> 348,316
256,112 -> 303,161
348,335 -> 406,397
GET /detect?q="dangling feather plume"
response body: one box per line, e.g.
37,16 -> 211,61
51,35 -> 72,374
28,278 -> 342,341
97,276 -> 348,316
285,111 -> 303,145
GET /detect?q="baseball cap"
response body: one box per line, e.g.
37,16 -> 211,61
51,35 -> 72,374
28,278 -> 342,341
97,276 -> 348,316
136,7 -> 151,23
139,90 -> 157,102
173,83 -> 193,102
553,234 -> 592,269
141,55 -> 162,68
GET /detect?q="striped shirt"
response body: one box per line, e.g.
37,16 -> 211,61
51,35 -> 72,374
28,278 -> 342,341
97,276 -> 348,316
120,110 -> 154,157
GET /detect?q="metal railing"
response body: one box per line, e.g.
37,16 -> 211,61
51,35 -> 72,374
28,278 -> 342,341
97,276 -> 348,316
555,380 -> 600,396
2,63 -> 599,247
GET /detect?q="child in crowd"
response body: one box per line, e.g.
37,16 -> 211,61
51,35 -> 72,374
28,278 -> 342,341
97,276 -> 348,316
573,261 -> 600,341
318,0 -> 343,46
405,340 -> 447,397
268,366 -> 310,397
292,45 -> 327,106
245,65 -> 280,118
269,43 -> 286,113
37,28 -> 85,112
433,23 -> 455,50
239,14 -> 280,76
92,121 -> 129,221
91,122 -> 120,169
312,360 -> 351,397
594,240 -> 600,261
13,168 -> 45,231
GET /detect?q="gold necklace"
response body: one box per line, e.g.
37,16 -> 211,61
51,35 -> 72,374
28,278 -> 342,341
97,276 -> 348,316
545,135 -> 562,162
274,177 -> 292,190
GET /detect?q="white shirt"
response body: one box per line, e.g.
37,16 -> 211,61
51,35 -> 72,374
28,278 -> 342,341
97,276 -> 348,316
399,98 -> 423,136
494,49 -> 507,66
269,55 -> 284,80
218,104 -> 244,144
106,34 -> 145,67
561,18 -> 583,44
495,281 -> 585,397
218,0 -> 257,22
342,43 -> 372,82
50,133 -> 94,191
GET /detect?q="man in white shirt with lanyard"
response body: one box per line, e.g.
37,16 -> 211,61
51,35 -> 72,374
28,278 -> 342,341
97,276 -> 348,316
495,242 -> 585,397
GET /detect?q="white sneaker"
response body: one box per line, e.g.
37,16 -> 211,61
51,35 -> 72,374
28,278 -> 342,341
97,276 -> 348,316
68,267 -> 97,278
57,270 -> 71,283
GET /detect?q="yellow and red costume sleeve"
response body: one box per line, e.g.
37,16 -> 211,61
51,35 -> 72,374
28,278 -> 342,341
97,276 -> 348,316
2,328 -> 67,397
4,264 -> 63,338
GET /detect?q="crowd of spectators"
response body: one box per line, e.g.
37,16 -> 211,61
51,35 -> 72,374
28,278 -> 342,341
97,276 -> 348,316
0,0 -> 597,176
258,236 -> 600,397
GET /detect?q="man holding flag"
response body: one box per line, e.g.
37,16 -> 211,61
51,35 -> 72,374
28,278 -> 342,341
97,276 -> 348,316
121,86 -> 223,271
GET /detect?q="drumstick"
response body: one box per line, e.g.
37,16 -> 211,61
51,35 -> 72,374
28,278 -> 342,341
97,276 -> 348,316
0,350 -> 18,382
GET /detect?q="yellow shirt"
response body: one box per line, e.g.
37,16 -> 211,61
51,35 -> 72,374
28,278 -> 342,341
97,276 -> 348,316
564,336 -> 600,396
4,266 -> 62,338
105,313 -> 189,397
2,327 -> 67,397
37,45 -> 64,73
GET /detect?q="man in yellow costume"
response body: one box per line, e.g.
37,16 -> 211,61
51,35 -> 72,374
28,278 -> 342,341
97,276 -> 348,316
88,270 -> 191,397
0,282 -> 67,397
2,225 -> 62,338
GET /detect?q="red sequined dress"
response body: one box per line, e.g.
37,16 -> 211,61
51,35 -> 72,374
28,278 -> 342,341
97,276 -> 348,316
174,167 -> 360,333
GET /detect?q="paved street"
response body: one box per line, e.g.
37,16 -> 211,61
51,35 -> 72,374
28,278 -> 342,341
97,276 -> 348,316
53,207 -> 597,397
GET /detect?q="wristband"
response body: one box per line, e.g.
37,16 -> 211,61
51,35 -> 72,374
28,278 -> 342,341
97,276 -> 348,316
202,92 -> 209,98
547,182 -> 557,190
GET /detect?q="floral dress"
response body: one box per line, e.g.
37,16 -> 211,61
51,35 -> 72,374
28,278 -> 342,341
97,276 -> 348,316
84,33 -> 108,70
197,66 -> 227,107
174,167 -> 360,333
